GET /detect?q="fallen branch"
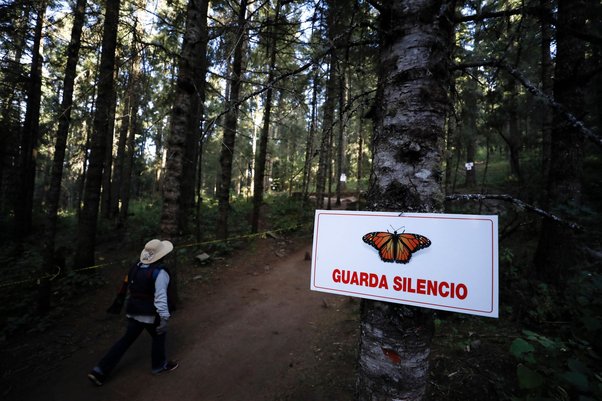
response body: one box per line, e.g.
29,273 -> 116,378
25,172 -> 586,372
445,193 -> 583,231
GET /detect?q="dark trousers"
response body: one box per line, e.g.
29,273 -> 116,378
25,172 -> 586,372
97,317 -> 166,375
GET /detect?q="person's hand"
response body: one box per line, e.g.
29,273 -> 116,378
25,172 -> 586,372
106,293 -> 125,314
156,318 -> 168,335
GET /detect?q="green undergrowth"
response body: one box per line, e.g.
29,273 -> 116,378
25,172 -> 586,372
0,194 -> 315,340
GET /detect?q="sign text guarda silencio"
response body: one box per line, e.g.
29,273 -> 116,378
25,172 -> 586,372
310,210 -> 499,318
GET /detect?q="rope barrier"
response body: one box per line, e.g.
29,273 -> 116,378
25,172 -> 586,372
0,265 -> 62,289
0,223 -> 311,289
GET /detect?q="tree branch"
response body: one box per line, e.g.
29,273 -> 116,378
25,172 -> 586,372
445,193 -> 583,231
454,60 -> 602,150
455,6 -> 541,23
365,0 -> 384,14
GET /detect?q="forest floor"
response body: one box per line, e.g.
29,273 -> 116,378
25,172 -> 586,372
1,202 -> 519,401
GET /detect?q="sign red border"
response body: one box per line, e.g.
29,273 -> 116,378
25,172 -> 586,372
312,212 -> 497,315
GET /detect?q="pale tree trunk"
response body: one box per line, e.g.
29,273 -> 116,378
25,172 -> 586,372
217,0 -> 247,240
160,0 -> 210,239
315,59 -> 337,209
110,78 -> 131,219
335,2 -> 356,206
301,7 -> 320,205
356,108 -> 364,209
119,67 -> 142,225
251,0 -> 281,233
301,66 -> 319,203
357,1 -> 454,400
335,69 -> 348,206
74,0 -> 121,268
315,0 -> 340,209
534,0 -> 586,284
117,13 -> 146,225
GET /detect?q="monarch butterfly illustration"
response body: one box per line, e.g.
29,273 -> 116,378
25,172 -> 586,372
362,228 -> 431,264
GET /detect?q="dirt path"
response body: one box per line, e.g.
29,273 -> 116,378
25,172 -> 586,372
7,238 -> 359,401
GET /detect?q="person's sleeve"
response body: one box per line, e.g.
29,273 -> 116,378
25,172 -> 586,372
154,270 -> 171,320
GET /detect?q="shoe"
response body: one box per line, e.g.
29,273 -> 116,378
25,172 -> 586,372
88,369 -> 105,386
153,360 -> 179,375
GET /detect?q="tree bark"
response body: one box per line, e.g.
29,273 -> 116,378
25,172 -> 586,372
315,1 -> 339,209
42,0 -> 87,310
534,0 -> 586,283
110,77 -> 131,220
335,69 -> 348,206
358,1 -> 454,400
160,0 -> 210,239
0,5 -> 30,216
507,84 -> 522,181
540,0 -> 553,201
74,0 -> 121,268
118,66 -> 142,225
179,0 -> 209,231
45,0 -> 85,238
251,0 -> 281,233
461,78 -> 478,186
301,66 -> 319,204
315,63 -> 336,209
217,0 -> 247,240
15,0 -> 46,239
100,67 -> 119,220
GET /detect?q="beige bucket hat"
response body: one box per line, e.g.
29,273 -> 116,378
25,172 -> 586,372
140,239 -> 174,264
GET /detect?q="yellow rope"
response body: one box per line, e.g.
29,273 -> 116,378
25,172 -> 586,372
0,223 -> 311,288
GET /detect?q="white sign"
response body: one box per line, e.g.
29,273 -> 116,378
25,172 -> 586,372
310,210 -> 499,318
465,162 -> 474,171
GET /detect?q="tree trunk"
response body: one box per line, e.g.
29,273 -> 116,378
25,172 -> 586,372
335,2 -> 355,206
251,0 -> 281,233
335,69 -> 348,206
179,0 -> 209,231
356,109 -> 364,209
315,58 -> 337,209
100,67 -> 119,220
40,0 -> 87,312
507,85 -> 522,181
160,0 -> 210,239
217,0 -> 247,240
0,5 -> 29,216
15,0 -> 46,239
118,73 -> 141,225
463,79 -> 478,186
110,77 -> 131,219
45,0 -> 87,253
301,66 -> 319,204
74,0 -> 121,268
357,1 -> 454,400
540,0 -> 553,201
534,0 -> 586,283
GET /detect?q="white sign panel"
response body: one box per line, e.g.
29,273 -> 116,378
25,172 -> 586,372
310,210 -> 499,318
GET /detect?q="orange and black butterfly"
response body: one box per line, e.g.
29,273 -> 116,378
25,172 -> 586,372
362,228 -> 431,264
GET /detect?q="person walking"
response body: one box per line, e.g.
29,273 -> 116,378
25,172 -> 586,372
88,239 -> 178,386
